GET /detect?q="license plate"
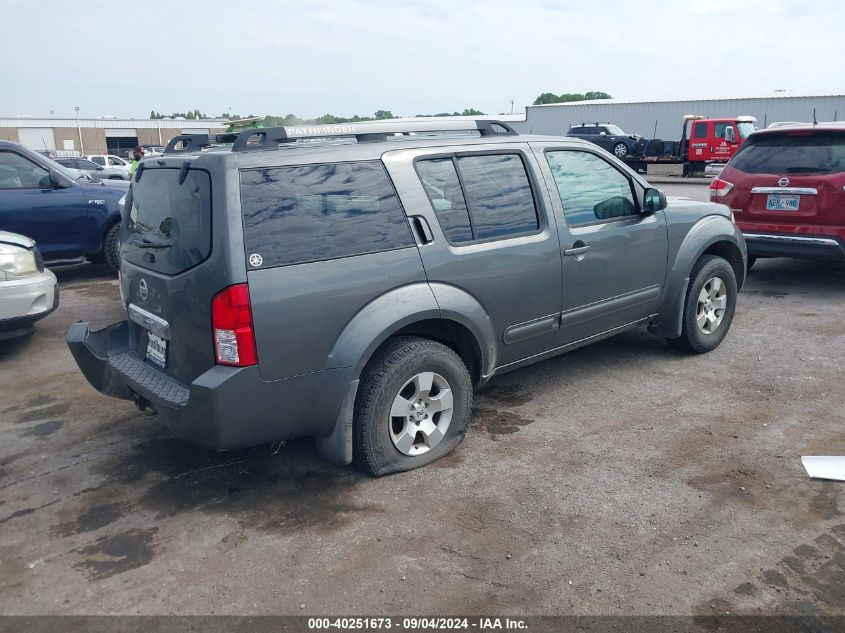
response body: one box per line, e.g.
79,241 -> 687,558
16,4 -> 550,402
766,194 -> 800,211
146,332 -> 167,368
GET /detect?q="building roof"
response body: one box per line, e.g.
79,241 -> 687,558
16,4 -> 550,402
529,94 -> 845,108
0,118 -> 228,128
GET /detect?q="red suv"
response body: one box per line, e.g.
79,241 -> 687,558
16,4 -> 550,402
710,123 -> 845,267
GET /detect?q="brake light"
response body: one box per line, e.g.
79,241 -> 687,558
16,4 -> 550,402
710,177 -> 734,198
211,284 -> 257,367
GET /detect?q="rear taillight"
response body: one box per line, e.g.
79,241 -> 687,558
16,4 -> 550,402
709,177 -> 734,198
211,284 -> 257,367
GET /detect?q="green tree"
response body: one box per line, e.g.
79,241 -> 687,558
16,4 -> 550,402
532,91 -> 612,105
374,110 -> 395,120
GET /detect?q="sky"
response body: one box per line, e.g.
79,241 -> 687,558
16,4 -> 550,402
1,0 -> 843,120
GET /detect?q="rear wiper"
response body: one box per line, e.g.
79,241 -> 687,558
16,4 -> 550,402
127,235 -> 172,249
785,166 -> 831,173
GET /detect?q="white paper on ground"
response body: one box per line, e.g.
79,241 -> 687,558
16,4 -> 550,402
801,456 -> 845,482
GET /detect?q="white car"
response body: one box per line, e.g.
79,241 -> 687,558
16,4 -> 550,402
83,154 -> 132,174
0,231 -> 58,340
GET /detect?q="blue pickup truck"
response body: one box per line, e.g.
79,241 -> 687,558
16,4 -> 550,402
0,141 -> 127,271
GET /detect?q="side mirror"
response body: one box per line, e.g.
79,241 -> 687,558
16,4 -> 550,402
49,168 -> 71,189
724,127 -> 737,143
643,187 -> 667,214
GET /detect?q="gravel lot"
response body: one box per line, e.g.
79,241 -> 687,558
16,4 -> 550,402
0,182 -> 843,616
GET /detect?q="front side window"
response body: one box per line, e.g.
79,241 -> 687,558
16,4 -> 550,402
0,151 -> 50,189
416,153 -> 539,244
240,161 -> 414,268
714,123 -> 729,139
546,150 -> 638,226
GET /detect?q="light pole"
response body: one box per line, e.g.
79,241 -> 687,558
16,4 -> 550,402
75,106 -> 84,154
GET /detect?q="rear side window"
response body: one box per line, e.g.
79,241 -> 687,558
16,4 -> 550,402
123,168 -> 212,275
240,161 -> 414,268
91,156 -> 106,166
730,133 -> 845,175
693,122 -> 708,139
416,153 -> 539,244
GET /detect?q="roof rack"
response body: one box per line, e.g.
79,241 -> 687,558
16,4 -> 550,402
162,119 -> 517,155
229,119 -> 516,152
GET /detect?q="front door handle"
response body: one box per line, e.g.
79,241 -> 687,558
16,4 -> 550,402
564,242 -> 591,257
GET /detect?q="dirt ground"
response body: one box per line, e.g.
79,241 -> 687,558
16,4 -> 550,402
0,200 -> 843,615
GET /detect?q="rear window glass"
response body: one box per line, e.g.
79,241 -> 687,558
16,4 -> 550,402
123,168 -> 212,275
240,161 -> 414,268
730,132 -> 845,174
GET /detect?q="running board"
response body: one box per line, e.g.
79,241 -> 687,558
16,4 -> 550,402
44,256 -> 87,267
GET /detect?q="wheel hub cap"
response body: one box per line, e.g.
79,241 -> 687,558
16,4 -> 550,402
696,276 -> 728,335
389,371 -> 454,456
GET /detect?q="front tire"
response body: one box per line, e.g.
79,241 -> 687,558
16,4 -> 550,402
353,336 -> 473,476
102,224 -> 121,273
613,142 -> 629,158
668,254 -> 737,354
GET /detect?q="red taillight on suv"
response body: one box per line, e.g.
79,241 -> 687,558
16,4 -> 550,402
211,284 -> 257,367
709,177 -> 734,199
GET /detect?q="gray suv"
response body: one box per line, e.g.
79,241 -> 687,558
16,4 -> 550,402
67,119 -> 746,476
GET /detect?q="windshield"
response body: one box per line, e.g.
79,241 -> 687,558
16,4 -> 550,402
730,132 -> 845,174
123,168 -> 212,275
605,125 -> 625,135
737,122 -> 756,139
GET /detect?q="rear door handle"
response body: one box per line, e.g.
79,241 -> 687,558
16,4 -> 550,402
564,243 -> 591,257
409,216 -> 434,244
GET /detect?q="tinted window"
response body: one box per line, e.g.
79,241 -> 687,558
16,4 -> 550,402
714,123 -> 729,139
78,159 -> 100,170
0,151 -> 49,189
546,150 -> 637,225
730,132 -> 845,175
123,168 -> 212,275
416,158 -> 473,243
569,127 -> 585,134
240,161 -> 414,268
457,154 -> 539,240
693,122 -> 708,139
91,156 -> 106,166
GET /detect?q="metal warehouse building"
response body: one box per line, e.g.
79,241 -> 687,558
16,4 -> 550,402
0,117 -> 228,156
510,94 -> 845,140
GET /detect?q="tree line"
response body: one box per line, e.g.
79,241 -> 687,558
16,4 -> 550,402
532,91 -> 612,105
150,108 -> 487,123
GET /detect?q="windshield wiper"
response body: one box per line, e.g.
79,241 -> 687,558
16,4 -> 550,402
785,166 -> 831,173
127,235 -> 172,249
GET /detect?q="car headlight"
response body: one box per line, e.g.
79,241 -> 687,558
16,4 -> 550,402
0,243 -> 39,279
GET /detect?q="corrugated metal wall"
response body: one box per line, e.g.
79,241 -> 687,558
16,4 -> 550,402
511,95 -> 845,140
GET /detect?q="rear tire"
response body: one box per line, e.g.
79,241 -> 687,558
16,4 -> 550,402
102,224 -> 121,273
353,336 -> 473,477
668,254 -> 737,354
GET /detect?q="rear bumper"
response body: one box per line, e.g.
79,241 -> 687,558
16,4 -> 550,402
66,320 -> 358,450
740,230 -> 845,261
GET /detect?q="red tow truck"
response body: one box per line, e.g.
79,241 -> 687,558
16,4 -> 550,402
632,115 -> 758,176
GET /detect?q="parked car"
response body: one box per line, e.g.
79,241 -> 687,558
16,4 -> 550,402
0,141 -> 126,271
84,154 -> 132,173
566,123 -> 645,158
0,231 -> 58,340
124,145 -> 164,159
67,119 -> 746,476
710,122 -> 845,268
55,157 -> 130,181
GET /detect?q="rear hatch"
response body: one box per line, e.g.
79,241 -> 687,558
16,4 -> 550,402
722,129 -> 845,226
120,164 -> 219,385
